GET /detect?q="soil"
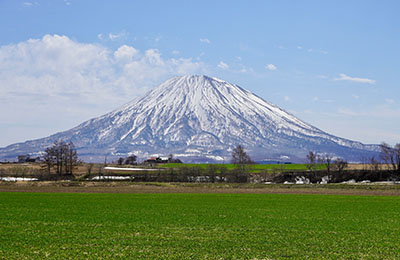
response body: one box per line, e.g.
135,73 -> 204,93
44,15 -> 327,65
1,181 -> 400,196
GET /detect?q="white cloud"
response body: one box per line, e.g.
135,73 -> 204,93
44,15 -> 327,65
0,34 -> 208,146
200,38 -> 211,44
385,98 -> 395,104
334,73 -> 376,84
114,45 -> 139,61
284,96 -> 290,102
265,64 -> 277,71
218,61 -> 229,70
172,50 -> 180,55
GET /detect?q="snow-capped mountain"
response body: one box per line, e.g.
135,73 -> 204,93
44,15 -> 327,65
0,75 -> 378,162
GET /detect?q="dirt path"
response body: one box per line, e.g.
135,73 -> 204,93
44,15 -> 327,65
1,181 -> 400,196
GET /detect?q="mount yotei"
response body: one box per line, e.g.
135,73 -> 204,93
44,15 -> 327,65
0,75 -> 378,162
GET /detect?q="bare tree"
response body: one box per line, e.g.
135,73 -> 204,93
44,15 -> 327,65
65,142 -> 78,175
305,151 -> 317,171
43,140 -> 80,176
380,142 -> 400,171
206,164 -> 218,183
231,145 -> 253,164
333,158 -> 348,173
319,154 -> 333,173
396,143 -> 400,171
44,140 -> 64,175
86,163 -> 94,175
42,151 -> 54,175
369,156 -> 381,171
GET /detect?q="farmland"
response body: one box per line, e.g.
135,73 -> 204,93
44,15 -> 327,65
0,162 -> 320,176
1,192 -> 399,259
158,163 -> 327,172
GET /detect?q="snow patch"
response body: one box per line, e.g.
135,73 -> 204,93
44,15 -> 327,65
104,167 -> 160,171
91,176 -> 133,180
0,177 -> 38,181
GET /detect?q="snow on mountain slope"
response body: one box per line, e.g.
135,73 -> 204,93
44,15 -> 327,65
0,75 -> 378,162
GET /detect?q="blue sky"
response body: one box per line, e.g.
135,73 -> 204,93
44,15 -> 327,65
1,0 -> 399,147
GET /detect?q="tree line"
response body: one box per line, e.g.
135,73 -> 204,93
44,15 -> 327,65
233,142 -> 400,174
37,141 -> 400,179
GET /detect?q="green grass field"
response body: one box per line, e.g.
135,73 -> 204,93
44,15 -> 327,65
1,192 -> 399,259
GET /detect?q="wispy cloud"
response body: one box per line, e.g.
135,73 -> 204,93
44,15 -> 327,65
338,106 -> 400,118
298,46 -> 327,54
200,38 -> 211,44
108,32 -> 126,41
98,31 -> 129,41
218,61 -> 229,70
265,64 -> 277,71
23,1 -> 39,7
335,73 -> 376,84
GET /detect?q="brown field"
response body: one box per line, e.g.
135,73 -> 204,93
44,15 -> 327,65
0,162 -> 95,177
346,163 -> 391,170
1,181 -> 400,196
